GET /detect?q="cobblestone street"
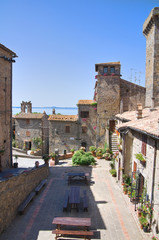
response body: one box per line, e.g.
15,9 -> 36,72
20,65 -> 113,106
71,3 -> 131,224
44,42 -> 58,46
0,158 -> 152,240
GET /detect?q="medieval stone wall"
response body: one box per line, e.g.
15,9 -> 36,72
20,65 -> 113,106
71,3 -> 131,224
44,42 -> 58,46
49,121 -> 79,154
96,75 -> 120,147
15,119 -> 42,149
120,79 -> 145,111
78,104 -> 97,149
0,165 -> 49,234
0,48 -> 14,169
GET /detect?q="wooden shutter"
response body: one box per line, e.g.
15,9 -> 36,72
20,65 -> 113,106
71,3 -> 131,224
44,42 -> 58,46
141,135 -> 147,156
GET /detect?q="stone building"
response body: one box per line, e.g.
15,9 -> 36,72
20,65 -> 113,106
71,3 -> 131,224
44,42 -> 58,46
14,101 -> 49,155
48,101 -> 96,153
116,106 -> 159,234
0,44 -> 17,170
94,62 -> 145,147
112,8 -> 159,234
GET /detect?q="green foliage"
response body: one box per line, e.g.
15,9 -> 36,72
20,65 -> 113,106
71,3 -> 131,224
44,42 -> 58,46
96,151 -> 103,157
72,150 -> 95,166
50,152 -> 55,158
70,148 -> 75,152
33,137 -> 42,148
139,216 -> 148,227
109,169 -> 117,177
89,146 -> 96,152
91,102 -> 97,106
135,153 -> 146,162
102,142 -> 109,154
42,154 -> 50,161
123,174 -> 131,186
12,139 -> 16,147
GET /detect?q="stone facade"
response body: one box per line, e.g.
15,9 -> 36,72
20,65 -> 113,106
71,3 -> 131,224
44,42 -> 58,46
95,62 -> 145,147
49,101 -> 97,153
143,7 -> 159,107
0,44 -> 17,169
0,164 -> 49,234
14,102 -> 49,155
49,115 -> 78,153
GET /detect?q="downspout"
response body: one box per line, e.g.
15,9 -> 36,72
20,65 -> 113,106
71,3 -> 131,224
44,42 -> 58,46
150,140 -> 157,228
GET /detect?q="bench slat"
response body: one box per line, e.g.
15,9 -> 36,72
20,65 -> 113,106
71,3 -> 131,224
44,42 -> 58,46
35,179 -> 47,194
18,191 -> 36,214
63,190 -> 69,212
52,229 -> 93,236
83,190 -> 88,212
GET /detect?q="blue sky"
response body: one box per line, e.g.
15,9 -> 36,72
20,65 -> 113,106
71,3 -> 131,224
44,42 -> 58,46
1,0 -> 159,108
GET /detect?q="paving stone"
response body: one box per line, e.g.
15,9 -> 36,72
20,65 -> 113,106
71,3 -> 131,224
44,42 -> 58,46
0,158 -> 151,240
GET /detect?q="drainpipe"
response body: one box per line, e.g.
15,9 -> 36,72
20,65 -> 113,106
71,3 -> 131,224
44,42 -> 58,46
150,139 -> 157,229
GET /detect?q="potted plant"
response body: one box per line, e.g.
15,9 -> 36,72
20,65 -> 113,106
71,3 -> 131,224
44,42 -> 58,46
70,149 -> 75,154
96,151 -> 103,159
103,152 -> 112,160
135,153 -> 146,164
42,154 -> 50,165
89,146 -> 96,156
109,169 -> 117,177
50,152 -> 55,160
137,206 -> 142,218
14,155 -> 18,168
139,216 -> 148,230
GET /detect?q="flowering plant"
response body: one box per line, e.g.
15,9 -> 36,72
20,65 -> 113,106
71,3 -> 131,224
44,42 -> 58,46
152,236 -> 158,240
93,126 -> 97,130
82,118 -> 87,122
95,75 -> 98,79
94,107 -> 97,110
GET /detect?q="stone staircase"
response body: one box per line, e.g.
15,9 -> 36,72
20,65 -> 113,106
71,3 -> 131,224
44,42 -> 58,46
110,133 -> 118,153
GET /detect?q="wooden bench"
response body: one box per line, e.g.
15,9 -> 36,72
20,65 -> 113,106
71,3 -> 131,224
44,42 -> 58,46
35,179 -> 47,194
63,190 -> 69,212
83,190 -> 88,212
18,191 -> 36,214
52,229 -> 93,240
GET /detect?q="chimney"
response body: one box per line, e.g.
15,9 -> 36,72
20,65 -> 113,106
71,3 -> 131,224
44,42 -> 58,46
150,97 -> 157,111
136,103 -> 142,119
27,101 -> 32,113
21,101 -> 25,113
52,109 -> 56,114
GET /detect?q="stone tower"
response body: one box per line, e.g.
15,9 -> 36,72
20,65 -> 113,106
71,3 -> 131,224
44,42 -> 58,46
143,7 -> 159,107
95,62 -> 121,146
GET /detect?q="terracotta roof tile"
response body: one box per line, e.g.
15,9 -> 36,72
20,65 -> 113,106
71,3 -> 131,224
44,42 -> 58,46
77,100 -> 94,105
48,115 -> 78,121
14,113 -> 46,119
116,107 -> 159,138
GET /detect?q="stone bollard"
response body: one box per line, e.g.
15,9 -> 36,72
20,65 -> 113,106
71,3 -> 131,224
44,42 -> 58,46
55,149 -> 59,165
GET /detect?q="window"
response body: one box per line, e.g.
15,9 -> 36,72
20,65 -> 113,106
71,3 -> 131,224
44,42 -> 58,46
80,111 -> 89,118
65,126 -> 70,133
141,135 -> 147,156
26,119 -> 30,124
26,131 -> 30,137
104,67 -> 108,73
82,126 -> 87,133
110,67 -> 115,73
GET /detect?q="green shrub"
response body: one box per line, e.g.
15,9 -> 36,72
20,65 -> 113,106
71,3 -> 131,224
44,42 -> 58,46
72,150 -> 95,166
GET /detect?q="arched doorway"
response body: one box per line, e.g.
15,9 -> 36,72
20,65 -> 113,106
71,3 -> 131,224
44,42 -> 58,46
81,142 -> 87,151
